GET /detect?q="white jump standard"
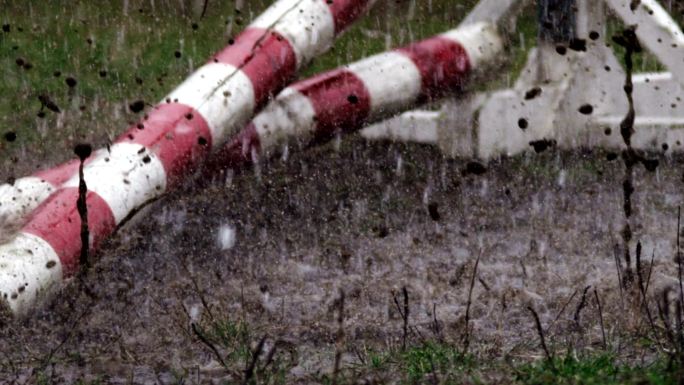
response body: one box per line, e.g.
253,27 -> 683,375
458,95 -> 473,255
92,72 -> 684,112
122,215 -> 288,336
363,0 -> 684,159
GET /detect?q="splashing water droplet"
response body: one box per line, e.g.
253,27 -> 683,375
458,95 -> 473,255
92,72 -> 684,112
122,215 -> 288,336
217,224 -> 236,250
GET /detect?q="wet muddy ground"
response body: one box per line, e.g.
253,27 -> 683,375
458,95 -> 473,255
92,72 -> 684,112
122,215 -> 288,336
1,136 -> 683,384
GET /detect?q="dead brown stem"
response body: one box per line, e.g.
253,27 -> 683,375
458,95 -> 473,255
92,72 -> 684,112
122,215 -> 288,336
614,243 -> 625,308
332,290 -> 345,385
242,335 -> 267,385
527,305 -> 554,369
393,287 -> 410,351
191,322 -> 227,368
463,253 -> 481,354
573,285 -> 591,329
545,289 -> 578,335
593,288 -> 607,350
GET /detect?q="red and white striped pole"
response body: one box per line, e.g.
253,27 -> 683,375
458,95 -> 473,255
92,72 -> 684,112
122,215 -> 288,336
0,161 -> 79,235
209,22 -> 502,171
0,0 -> 375,317
0,0 -> 375,232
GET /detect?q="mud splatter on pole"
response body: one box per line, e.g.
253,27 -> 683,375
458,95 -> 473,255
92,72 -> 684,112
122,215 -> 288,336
207,22 -> 502,172
0,0 -> 377,317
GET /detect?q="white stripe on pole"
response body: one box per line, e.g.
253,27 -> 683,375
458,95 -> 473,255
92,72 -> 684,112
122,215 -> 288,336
0,0 -> 377,318
0,178 -> 55,235
251,0 -> 336,65
0,233 -> 62,316
210,22 -> 504,168
62,143 -> 168,226
0,0 -> 375,236
254,87 -> 317,154
166,63 -> 256,146
347,51 -> 422,120
441,22 -> 502,67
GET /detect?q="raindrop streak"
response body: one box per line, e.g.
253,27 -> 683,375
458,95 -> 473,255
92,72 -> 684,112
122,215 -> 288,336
568,38 -> 587,52
612,26 -> 658,284
65,77 -> 77,88
463,161 -> 487,176
129,100 -> 145,113
578,104 -> 593,115
427,202 -> 440,221
38,95 -> 61,113
217,224 -> 236,250
529,139 -> 556,153
524,87 -> 542,100
4,132 -> 17,142
74,143 -> 93,271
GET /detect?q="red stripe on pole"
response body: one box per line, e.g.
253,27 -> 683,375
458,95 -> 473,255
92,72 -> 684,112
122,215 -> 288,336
327,0 -> 370,34
294,69 -> 371,140
397,36 -> 471,102
115,103 -> 212,186
23,188 -> 116,275
212,123 -> 261,169
213,28 -> 297,109
34,160 -> 80,187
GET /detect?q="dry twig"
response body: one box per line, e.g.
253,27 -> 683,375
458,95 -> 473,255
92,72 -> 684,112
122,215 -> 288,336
593,288 -> 607,350
463,253 -> 481,354
527,305 -> 554,369
332,290 -> 345,385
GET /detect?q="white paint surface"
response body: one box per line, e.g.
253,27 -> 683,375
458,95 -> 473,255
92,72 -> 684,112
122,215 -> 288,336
253,87 -> 317,154
348,51 -> 422,120
251,0 -> 335,66
166,63 -> 256,145
63,143 -> 168,224
0,177 -> 56,231
361,110 -> 440,144
442,22 -> 503,68
0,232 -> 62,317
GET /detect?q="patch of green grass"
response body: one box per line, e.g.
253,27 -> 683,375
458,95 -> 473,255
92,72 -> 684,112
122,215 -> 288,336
202,318 -> 253,362
349,343 -> 480,384
401,343 -> 478,384
172,320 -> 684,385
0,0 -> 257,164
515,353 -> 682,385
606,17 -> 666,74
499,1 -> 539,88
187,317 -> 292,385
347,342 -> 683,385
